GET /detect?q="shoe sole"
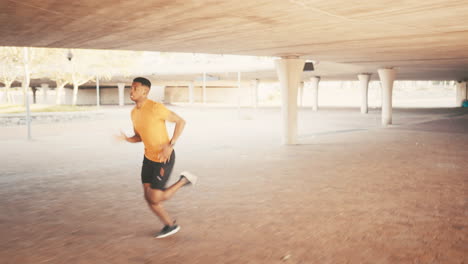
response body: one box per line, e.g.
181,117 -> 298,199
181,171 -> 198,186
156,226 -> 181,238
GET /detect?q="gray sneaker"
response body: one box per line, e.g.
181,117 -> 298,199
180,171 -> 198,186
155,224 -> 180,238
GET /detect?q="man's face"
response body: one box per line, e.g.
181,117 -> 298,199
130,82 -> 148,102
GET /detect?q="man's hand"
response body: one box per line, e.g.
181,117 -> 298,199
114,131 -> 142,143
114,131 -> 128,142
158,143 -> 173,163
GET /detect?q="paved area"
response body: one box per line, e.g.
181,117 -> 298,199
1,106 -> 467,264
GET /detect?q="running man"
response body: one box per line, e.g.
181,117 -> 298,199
116,77 -> 197,238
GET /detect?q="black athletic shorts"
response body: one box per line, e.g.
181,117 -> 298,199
141,151 -> 175,190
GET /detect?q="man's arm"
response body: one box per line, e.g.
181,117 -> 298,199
116,128 -> 142,143
166,111 -> 186,146
158,111 -> 185,163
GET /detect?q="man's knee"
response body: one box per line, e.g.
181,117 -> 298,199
144,193 -> 152,204
145,196 -> 161,205
146,190 -> 165,204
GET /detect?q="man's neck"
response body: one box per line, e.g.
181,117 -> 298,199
136,98 -> 148,109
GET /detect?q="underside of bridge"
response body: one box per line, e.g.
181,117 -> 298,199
1,0 -> 468,80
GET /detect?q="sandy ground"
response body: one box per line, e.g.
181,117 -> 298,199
0,106 -> 467,264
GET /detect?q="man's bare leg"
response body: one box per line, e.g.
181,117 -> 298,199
142,178 -> 188,225
160,177 -> 188,201
146,200 -> 173,226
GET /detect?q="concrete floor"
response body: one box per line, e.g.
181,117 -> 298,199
0,106 -> 467,264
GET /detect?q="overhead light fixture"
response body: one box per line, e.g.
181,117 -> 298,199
67,49 -> 73,61
303,62 -> 314,72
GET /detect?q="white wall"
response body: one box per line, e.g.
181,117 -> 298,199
100,87 -> 132,105
165,85 -> 257,106
0,87 -> 33,105
75,89 -> 98,105
2,81 -> 456,107
35,88 -> 57,105
148,85 -> 165,102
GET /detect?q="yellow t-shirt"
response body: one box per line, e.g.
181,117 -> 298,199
131,99 -> 171,162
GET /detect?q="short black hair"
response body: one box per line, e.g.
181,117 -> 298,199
133,77 -> 151,88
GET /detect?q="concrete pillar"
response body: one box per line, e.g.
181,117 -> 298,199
188,82 -> 195,104
41,83 -> 49,104
237,72 -> 241,109
298,81 -> 305,107
117,83 -> 125,106
96,76 -> 100,107
275,56 -> 305,145
202,72 -> 207,104
310,76 -> 320,111
358,74 -> 371,114
456,81 -> 467,106
378,68 -> 397,126
252,79 -> 259,108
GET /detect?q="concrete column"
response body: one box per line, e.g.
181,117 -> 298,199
455,81 -> 467,106
275,56 -> 305,145
41,83 -> 49,104
237,72 -> 241,109
358,74 -> 371,114
96,76 -> 100,107
310,76 -> 320,111
202,72 -> 207,104
378,68 -> 397,126
252,79 -> 259,108
117,83 -> 125,106
298,81 -> 304,107
188,81 -> 195,104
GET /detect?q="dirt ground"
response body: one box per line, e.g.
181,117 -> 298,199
1,106 -> 467,264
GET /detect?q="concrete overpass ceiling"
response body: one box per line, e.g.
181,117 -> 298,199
2,0 -> 468,80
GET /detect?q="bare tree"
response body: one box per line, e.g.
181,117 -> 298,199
5,47 -> 49,105
2,47 -> 146,106
45,50 -> 71,105
0,47 -> 22,104
66,48 -> 143,105
54,73 -> 70,105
